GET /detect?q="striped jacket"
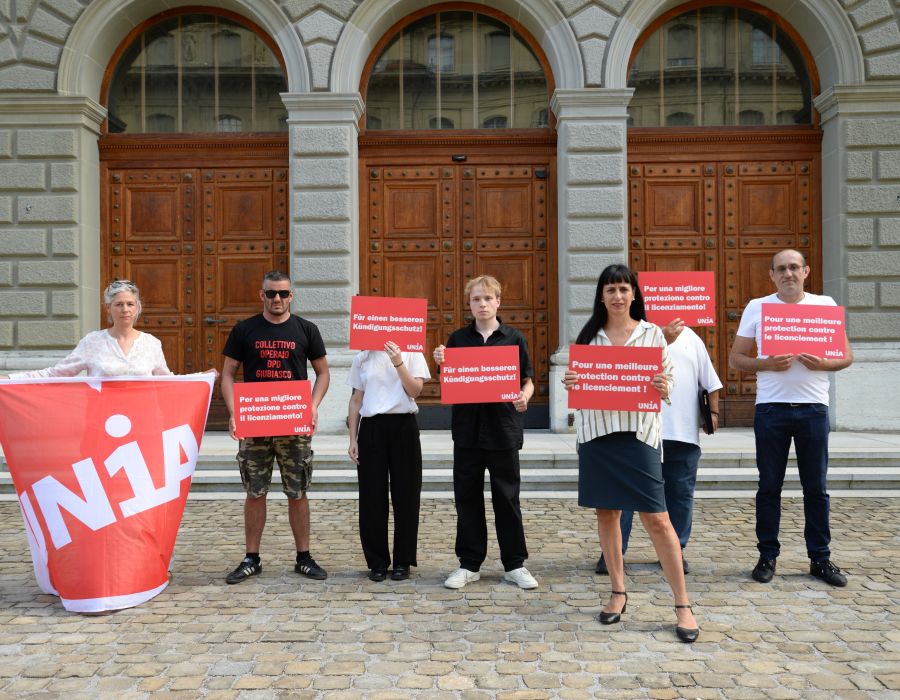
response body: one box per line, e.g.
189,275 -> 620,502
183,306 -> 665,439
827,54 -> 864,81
574,320 -> 674,450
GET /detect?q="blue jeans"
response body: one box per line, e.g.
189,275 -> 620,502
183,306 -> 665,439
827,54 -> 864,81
754,402 -> 830,561
619,440 -> 702,553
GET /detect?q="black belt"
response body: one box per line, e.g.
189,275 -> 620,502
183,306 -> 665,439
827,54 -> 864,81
763,402 -> 815,407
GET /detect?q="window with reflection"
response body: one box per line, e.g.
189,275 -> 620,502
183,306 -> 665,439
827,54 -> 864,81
107,13 -> 287,133
365,10 -> 549,130
628,6 -> 812,127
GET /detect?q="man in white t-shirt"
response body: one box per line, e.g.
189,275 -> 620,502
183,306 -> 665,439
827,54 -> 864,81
729,249 -> 854,587
596,323 -> 722,576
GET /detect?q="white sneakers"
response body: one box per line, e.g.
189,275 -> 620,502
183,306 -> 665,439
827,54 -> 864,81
444,566 -> 539,589
504,567 -> 539,589
444,567 -> 480,589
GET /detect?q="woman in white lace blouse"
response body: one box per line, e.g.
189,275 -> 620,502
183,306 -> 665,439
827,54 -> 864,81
2,280 -> 172,379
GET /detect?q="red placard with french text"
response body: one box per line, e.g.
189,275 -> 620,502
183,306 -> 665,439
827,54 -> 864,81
350,296 -> 427,352
639,271 -> 716,326
567,344 -> 663,412
760,304 -> 847,359
440,346 -> 520,404
233,380 -> 313,438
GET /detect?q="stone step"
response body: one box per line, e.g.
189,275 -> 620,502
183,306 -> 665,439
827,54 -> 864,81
3,429 -> 899,497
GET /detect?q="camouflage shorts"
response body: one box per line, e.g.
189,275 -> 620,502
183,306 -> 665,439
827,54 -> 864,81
237,435 -> 313,499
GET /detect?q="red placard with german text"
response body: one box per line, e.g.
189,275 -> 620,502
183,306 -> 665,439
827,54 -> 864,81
440,346 -> 520,404
639,271 -> 716,326
350,296 -> 427,352
233,380 -> 313,438
567,344 -> 663,412
760,304 -> 847,359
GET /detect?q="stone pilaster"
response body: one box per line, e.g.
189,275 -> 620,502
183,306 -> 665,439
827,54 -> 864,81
548,88 -> 632,432
282,92 -> 363,434
0,95 -> 104,368
815,83 -> 900,431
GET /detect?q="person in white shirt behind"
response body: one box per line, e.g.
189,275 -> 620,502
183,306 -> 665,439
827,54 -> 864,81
347,341 -> 430,582
596,320 -> 722,576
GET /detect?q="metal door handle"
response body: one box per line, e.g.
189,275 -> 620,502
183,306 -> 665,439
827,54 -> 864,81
204,316 -> 227,324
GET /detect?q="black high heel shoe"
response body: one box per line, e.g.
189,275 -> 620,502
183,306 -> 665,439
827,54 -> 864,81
675,604 -> 699,642
598,591 -> 627,625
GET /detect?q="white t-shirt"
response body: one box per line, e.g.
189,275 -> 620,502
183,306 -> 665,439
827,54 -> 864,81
735,291 -> 836,405
661,327 -> 723,445
347,350 -> 431,417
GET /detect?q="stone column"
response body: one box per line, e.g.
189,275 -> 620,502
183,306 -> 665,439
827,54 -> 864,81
815,84 -> 900,431
0,96 -> 105,371
282,92 -> 363,434
548,88 -> 632,432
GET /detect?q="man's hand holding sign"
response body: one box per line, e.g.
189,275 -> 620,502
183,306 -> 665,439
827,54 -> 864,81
760,303 -> 848,372
233,380 -> 313,438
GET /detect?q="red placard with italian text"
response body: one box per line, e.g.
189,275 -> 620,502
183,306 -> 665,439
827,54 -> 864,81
567,344 -> 663,412
233,380 -> 313,438
440,346 -> 521,404
350,296 -> 427,352
639,271 -> 716,326
760,304 -> 847,359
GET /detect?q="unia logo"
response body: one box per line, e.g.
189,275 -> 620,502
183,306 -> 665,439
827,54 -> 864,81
20,413 -> 199,550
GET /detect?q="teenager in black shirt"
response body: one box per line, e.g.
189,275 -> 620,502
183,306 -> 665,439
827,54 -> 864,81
433,275 -> 538,590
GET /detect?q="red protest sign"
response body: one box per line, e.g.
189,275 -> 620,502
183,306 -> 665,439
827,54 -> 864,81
233,380 -> 313,438
760,304 -> 847,359
440,345 -> 520,404
0,375 -> 214,613
567,344 -> 663,412
350,296 -> 428,352
639,271 -> 716,326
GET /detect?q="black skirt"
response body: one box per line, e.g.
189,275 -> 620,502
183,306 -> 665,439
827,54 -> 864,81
577,432 -> 666,512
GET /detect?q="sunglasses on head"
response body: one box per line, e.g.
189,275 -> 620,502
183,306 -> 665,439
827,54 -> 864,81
263,289 -> 291,299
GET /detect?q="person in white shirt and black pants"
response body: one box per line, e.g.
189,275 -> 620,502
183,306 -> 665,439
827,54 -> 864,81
348,341 -> 431,582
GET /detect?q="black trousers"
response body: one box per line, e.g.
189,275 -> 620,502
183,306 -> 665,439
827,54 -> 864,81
356,413 -> 423,569
453,445 -> 528,572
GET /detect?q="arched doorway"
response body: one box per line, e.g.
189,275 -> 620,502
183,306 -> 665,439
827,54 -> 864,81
359,4 -> 558,428
99,9 -> 290,427
626,1 -> 822,426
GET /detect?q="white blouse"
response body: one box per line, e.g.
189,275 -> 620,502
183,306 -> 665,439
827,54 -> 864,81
347,350 -> 430,416
10,330 -> 172,378
575,320 -> 674,450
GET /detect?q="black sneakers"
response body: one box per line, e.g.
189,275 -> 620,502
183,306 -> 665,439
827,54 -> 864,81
810,559 -> 848,587
752,557 -> 776,583
226,556 -> 262,584
295,556 -> 328,580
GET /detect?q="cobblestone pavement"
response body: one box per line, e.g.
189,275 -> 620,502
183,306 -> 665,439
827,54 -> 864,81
0,497 -> 897,699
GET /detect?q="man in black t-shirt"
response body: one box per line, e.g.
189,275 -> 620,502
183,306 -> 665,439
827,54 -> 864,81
221,271 -> 331,584
433,275 -> 538,590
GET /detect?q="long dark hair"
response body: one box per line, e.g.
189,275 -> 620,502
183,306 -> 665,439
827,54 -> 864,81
574,264 -> 646,345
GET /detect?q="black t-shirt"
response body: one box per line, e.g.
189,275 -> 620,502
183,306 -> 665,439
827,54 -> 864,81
445,319 -> 534,450
222,314 -> 326,382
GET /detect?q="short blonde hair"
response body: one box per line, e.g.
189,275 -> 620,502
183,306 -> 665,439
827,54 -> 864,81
465,275 -> 501,299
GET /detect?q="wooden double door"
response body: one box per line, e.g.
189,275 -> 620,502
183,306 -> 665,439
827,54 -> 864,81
359,134 -> 557,427
627,127 -> 822,426
100,135 -> 289,427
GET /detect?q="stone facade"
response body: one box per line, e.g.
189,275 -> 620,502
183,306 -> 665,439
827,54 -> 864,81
1,0 -> 899,431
